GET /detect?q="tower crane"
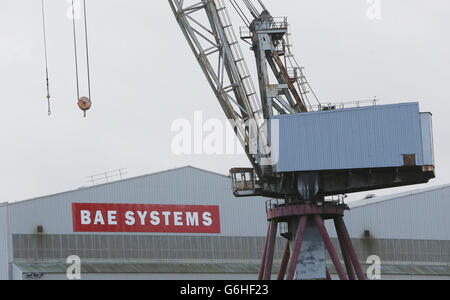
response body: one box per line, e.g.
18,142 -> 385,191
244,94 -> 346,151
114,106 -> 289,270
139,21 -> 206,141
169,0 -> 435,280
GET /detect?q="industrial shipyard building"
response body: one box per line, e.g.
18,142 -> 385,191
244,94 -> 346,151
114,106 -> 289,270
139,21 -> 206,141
0,166 -> 449,280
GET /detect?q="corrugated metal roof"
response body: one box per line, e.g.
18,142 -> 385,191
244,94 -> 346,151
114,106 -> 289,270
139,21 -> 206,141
0,204 -> 8,280
326,183 -> 450,240
349,183 -> 450,209
6,166 -> 228,206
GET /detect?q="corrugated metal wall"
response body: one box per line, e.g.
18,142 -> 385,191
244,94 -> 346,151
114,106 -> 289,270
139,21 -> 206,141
11,234 -> 288,264
273,103 -> 425,172
420,113 -> 434,166
6,167 -> 269,237
0,203 -> 9,280
7,168 -> 450,241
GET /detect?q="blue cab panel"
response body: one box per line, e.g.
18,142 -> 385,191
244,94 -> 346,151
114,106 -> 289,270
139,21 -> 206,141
271,103 -> 434,173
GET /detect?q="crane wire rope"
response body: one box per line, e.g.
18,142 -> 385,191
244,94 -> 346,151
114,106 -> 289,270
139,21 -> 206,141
254,0 -> 321,108
71,0 -> 92,117
82,0 -> 92,102
247,0 -> 261,17
227,0 -> 320,111
230,0 -> 250,27
41,0 -> 51,116
71,0 -> 81,102
256,0 -> 267,11
287,50 -> 321,107
242,0 -> 259,19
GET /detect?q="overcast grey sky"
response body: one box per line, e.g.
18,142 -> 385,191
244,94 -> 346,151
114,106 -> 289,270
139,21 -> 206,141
1,0 -> 449,203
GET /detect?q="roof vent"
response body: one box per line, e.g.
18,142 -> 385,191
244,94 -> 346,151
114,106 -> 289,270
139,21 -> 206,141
364,194 -> 376,200
36,225 -> 44,234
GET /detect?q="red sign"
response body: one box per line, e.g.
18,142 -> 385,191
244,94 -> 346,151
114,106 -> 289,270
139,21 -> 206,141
72,203 -> 221,234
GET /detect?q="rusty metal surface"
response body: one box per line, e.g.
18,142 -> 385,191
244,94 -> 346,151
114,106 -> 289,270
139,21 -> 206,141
77,96 -> 91,111
272,51 -> 308,112
403,154 -> 417,166
266,202 -> 347,221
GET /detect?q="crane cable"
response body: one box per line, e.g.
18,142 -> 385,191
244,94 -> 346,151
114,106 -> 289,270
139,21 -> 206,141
41,0 -> 51,116
71,0 -> 81,102
242,0 -> 260,19
257,0 -> 267,11
230,0 -> 250,28
71,0 -> 92,117
82,0 -> 92,104
248,0 -> 261,17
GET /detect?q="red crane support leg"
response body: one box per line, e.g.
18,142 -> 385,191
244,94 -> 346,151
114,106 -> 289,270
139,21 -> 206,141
263,221 -> 278,280
258,224 -> 270,280
277,241 -> 290,280
313,215 -> 348,280
286,216 -> 308,280
334,217 -> 366,280
334,218 -> 356,280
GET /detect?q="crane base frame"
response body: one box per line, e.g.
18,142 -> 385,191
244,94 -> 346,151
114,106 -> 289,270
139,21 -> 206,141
258,202 -> 366,280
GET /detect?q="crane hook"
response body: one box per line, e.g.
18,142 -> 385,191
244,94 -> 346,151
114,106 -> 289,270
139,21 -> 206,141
47,93 -> 51,116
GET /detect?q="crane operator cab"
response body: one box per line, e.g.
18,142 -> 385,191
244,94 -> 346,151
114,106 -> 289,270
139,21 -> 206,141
230,168 -> 261,197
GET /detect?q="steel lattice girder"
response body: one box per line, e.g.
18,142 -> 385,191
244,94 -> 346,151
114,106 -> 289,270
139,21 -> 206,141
169,0 -> 273,174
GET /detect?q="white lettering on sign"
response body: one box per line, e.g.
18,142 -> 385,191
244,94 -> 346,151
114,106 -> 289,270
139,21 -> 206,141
79,209 -> 217,227
174,212 -> 183,226
162,211 -> 171,226
94,210 -> 105,225
150,211 -> 160,226
81,211 -> 91,225
186,212 -> 199,226
125,211 -> 135,226
137,211 -> 147,226
202,212 -> 213,227
73,203 -> 221,233
108,211 -> 117,225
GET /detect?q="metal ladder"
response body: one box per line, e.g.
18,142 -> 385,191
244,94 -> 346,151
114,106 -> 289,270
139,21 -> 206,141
282,25 -> 315,110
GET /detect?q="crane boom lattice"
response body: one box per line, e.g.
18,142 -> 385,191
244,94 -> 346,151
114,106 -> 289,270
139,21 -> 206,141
169,0 -> 272,176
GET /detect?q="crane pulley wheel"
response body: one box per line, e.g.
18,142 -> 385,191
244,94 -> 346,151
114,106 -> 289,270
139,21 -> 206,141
78,97 -> 91,118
